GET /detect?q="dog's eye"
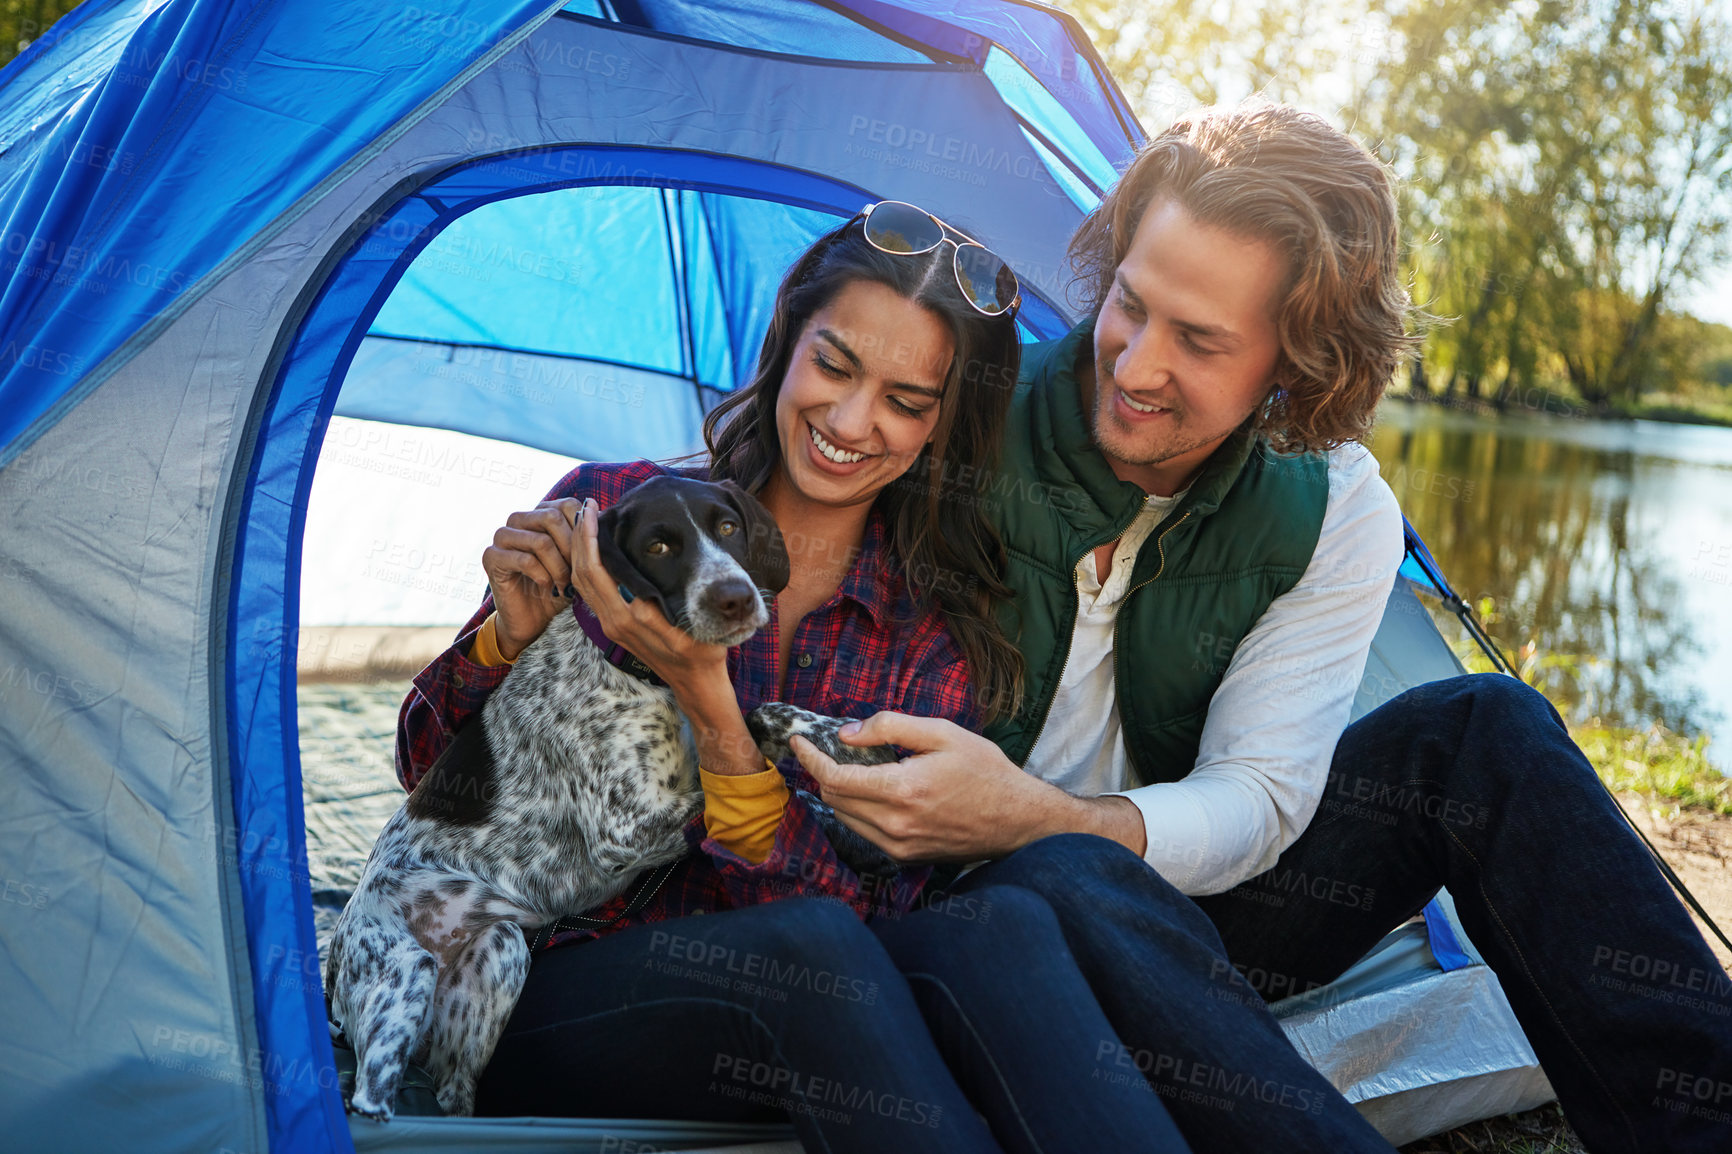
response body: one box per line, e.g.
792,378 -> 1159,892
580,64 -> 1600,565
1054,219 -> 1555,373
717,520 -> 738,536
645,541 -> 670,556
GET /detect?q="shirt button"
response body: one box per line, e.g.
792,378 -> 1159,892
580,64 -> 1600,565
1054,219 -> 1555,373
452,673 -> 466,689
797,654 -> 813,668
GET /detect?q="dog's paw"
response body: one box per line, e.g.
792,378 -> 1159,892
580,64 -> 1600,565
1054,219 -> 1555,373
793,789 -> 903,879
346,1092 -> 394,1123
435,1079 -> 476,1118
747,704 -> 908,877
745,702 -> 898,767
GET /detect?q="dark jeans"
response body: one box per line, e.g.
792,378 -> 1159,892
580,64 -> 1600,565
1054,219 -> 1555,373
477,674 -> 1730,1153
475,886 -> 1194,1154
953,846 -> 1396,1153
1185,673 -> 1732,1154
945,675 -> 1732,1154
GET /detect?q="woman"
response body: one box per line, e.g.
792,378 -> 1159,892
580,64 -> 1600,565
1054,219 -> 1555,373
393,204 -> 1194,1154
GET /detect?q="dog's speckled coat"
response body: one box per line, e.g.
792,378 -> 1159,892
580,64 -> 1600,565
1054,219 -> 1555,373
325,476 -> 786,1120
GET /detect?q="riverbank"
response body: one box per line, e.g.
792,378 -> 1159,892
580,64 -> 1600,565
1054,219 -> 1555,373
1384,384 -> 1732,428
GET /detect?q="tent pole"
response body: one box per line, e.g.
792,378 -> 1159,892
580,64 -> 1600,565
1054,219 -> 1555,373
1405,527 -> 1732,956
1443,593 -> 1515,674
1617,810 -> 1732,956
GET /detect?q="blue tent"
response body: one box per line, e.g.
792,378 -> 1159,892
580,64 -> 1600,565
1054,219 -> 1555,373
0,2 -> 1550,1152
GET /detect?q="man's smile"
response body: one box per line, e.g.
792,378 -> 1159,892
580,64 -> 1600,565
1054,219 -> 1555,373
1116,388 -> 1174,417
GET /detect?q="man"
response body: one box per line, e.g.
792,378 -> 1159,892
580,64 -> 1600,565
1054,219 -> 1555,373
791,102 -> 1732,1154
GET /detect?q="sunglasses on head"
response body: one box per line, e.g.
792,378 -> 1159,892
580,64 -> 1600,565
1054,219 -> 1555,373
857,200 -> 1022,318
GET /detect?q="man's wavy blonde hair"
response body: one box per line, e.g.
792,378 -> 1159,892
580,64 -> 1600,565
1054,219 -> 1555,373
1069,102 -> 1421,454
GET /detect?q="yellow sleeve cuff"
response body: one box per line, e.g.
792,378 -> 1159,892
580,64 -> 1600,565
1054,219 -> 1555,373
470,612 -> 516,667
700,760 -> 790,864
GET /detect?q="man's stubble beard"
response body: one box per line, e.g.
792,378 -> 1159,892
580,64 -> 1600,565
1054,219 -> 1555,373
1091,371 -> 1219,469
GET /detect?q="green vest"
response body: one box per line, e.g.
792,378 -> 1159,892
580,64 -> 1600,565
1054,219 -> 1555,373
983,318 -> 1330,786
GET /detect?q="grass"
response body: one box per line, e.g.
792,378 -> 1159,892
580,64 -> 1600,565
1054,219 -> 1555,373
1455,637 -> 1732,815
1399,1103 -> 1586,1153
1616,392 -> 1732,428
1571,722 -> 1732,814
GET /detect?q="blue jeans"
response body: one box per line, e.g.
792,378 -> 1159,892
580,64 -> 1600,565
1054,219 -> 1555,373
475,887 -> 1194,1153
960,675 -> 1732,1153
1181,673 -> 1732,1154
952,844 -> 1396,1153
477,674 -> 1727,1152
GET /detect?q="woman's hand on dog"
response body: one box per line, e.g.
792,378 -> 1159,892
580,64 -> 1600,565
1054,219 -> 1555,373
483,496 -> 760,773
482,497 -> 586,662
567,497 -> 732,691
569,498 -> 764,775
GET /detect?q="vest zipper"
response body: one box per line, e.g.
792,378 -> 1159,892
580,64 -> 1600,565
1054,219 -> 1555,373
1020,521 -> 1134,765
1113,511 -> 1191,784
1123,511 -> 1191,600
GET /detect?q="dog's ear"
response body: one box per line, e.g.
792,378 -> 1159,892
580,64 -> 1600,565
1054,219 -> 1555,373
595,502 -> 672,619
717,480 -> 791,595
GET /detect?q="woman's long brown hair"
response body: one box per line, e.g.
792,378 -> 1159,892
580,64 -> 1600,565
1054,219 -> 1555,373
702,217 -> 1024,724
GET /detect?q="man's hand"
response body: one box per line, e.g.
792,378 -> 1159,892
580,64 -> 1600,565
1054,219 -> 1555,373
789,712 -> 1149,862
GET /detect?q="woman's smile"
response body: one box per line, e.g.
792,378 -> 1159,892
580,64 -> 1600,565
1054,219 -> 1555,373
805,421 -> 872,468
771,279 -> 952,512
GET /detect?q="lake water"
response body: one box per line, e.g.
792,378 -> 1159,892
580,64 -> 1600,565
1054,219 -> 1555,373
1368,401 -> 1732,741
298,406 -> 1732,743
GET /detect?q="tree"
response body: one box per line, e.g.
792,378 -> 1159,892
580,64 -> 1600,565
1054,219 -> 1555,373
0,0 -> 84,67
1065,0 -> 1732,407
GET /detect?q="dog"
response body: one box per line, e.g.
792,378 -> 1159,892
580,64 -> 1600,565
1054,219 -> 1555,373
324,474 -> 789,1120
746,702 -> 904,880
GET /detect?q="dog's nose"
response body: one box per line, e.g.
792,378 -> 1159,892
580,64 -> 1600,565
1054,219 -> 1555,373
707,579 -> 758,623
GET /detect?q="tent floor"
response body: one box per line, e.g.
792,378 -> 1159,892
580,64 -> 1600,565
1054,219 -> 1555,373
348,1113 -> 799,1153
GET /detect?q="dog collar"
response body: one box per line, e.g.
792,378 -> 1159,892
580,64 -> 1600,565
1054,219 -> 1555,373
572,600 -> 667,687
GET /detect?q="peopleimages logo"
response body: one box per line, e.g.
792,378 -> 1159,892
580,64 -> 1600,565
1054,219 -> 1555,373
844,116 -> 1062,194
112,42 -> 249,94
0,231 -> 188,298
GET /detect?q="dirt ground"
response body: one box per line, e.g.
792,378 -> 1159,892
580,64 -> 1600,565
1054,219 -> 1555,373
1617,793 -> 1732,971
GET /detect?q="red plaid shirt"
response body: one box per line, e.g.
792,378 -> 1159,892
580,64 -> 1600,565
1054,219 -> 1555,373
395,458 -> 981,950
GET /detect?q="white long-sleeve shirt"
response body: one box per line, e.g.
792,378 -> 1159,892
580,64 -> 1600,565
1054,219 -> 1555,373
1022,441 -> 1405,895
